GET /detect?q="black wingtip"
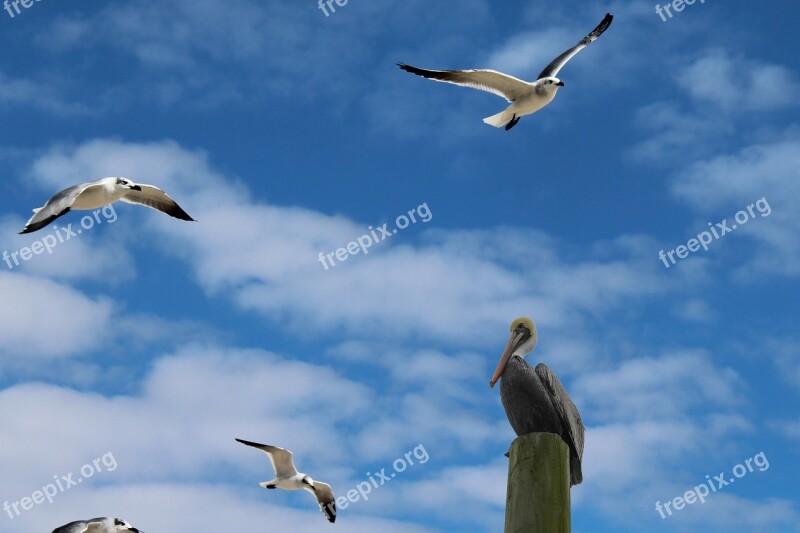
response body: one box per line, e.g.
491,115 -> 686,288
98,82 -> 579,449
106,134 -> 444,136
19,224 -> 41,235
397,63 -> 429,77
236,437 -> 268,449
323,502 -> 337,523
167,205 -> 195,222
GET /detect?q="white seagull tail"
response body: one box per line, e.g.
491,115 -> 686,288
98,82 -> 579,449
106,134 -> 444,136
483,109 -> 514,128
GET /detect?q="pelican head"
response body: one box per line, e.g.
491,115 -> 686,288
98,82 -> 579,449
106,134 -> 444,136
489,317 -> 538,388
114,177 -> 142,191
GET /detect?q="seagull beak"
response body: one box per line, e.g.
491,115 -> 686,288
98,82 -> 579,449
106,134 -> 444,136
556,81 -> 565,87
129,185 -> 142,191
489,328 -> 527,388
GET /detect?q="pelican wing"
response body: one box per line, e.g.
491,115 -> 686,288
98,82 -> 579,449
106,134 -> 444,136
305,481 -> 336,523
235,438 -> 299,478
119,184 -> 194,221
20,182 -> 98,234
398,63 -> 533,102
537,13 -> 613,80
534,363 -> 585,484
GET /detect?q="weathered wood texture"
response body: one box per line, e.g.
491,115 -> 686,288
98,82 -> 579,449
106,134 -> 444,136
504,433 -> 571,533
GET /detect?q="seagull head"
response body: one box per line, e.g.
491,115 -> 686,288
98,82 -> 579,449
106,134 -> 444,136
489,317 -> 538,388
541,77 -> 565,89
114,177 -> 142,192
112,518 -> 143,532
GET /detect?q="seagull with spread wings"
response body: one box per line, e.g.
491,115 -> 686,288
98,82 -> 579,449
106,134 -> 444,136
398,13 -> 613,131
52,517 -> 143,533
235,438 -> 337,523
19,177 -> 195,234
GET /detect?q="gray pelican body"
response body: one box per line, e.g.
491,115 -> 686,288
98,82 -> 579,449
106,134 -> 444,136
490,317 -> 585,486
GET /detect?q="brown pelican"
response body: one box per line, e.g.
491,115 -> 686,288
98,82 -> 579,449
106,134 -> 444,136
397,13 -> 613,130
489,317 -> 585,485
235,438 -> 336,523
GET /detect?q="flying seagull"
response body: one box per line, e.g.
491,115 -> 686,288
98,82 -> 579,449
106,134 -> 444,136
490,317 -> 585,485
19,177 -> 195,234
52,517 -> 143,533
235,438 -> 336,523
398,13 -> 613,130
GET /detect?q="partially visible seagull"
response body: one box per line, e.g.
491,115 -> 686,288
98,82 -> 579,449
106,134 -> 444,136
236,438 -> 336,523
52,517 -> 143,533
398,13 -> 613,130
19,177 -> 195,234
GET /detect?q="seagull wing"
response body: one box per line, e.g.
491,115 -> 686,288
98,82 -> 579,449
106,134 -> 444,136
398,63 -> 533,102
537,13 -> 613,80
236,438 -> 299,478
305,481 -> 336,523
84,522 -> 109,533
534,363 -> 585,485
52,521 -> 89,533
20,182 -> 98,234
119,184 -> 195,221
52,518 -> 107,533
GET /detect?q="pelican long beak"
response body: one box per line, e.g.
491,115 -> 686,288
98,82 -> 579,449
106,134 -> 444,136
489,329 -> 527,388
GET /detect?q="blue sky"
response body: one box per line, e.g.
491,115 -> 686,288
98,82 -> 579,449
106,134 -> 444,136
1,0 -> 798,531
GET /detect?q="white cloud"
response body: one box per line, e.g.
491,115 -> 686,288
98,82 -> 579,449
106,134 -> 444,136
0,217 -> 136,284
678,51 -> 800,113
26,139 -> 668,350
6,483 -> 439,533
574,351 -> 746,424
0,273 -> 113,362
0,71 -> 89,116
671,133 -> 800,275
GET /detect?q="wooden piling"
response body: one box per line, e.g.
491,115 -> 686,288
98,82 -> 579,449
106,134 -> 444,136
504,433 -> 571,533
